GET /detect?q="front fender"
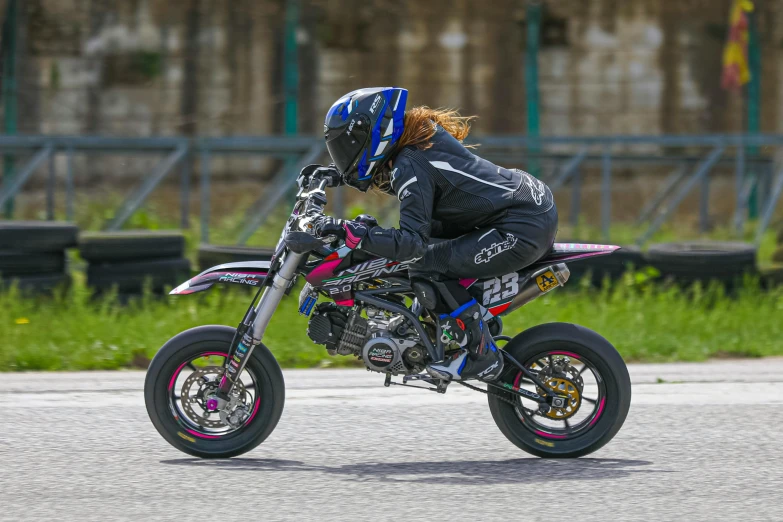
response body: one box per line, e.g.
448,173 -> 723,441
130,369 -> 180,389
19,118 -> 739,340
170,261 -> 270,295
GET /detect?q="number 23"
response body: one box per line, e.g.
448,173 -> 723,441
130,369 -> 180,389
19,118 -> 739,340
482,273 -> 519,305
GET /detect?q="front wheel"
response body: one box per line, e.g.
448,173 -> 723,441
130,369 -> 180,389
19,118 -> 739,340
488,323 -> 631,458
144,325 -> 285,458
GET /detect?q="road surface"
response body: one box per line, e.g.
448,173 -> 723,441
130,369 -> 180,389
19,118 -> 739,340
2,359 -> 783,521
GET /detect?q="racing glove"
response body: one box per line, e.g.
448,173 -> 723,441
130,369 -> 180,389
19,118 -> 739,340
314,217 -> 368,249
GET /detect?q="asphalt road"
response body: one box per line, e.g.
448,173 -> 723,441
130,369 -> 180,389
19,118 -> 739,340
2,359 -> 783,521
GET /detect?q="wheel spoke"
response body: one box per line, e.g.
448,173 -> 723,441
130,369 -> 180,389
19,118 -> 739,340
564,418 -> 572,433
186,362 -> 197,371
577,363 -> 588,376
582,396 -> 598,404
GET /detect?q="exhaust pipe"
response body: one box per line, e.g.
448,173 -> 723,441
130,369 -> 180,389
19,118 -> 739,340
503,263 -> 570,316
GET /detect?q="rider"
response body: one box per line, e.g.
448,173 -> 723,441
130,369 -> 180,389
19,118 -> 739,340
311,87 -> 558,382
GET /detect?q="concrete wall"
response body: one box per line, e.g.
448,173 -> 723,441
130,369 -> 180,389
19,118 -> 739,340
8,0 -> 783,139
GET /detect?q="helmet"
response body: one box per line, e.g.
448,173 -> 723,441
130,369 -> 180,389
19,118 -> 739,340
323,87 -> 408,192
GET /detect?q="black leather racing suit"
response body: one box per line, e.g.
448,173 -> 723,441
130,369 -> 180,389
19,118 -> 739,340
359,126 -> 558,281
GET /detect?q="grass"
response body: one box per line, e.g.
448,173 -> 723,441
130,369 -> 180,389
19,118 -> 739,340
2,273 -> 782,371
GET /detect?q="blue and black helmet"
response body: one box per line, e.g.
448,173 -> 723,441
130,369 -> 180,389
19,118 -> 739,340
323,87 -> 408,192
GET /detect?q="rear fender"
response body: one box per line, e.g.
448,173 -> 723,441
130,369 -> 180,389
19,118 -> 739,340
169,261 -> 270,295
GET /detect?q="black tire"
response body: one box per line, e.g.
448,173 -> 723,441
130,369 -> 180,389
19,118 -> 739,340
144,325 -> 285,458
79,231 -> 186,263
565,245 -> 645,286
488,323 -> 631,458
761,266 -> 783,289
0,221 -> 78,252
645,241 -> 757,286
0,250 -> 65,276
87,257 -> 191,292
1,272 -> 71,293
198,244 -> 275,271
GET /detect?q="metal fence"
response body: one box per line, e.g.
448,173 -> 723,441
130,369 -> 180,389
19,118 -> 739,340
0,134 -> 781,247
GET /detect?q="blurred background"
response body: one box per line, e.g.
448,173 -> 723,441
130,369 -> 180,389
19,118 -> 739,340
1,0 -> 781,241
1,0 -> 783,370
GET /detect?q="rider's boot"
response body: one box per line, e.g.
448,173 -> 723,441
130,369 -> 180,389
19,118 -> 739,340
425,299 -> 504,382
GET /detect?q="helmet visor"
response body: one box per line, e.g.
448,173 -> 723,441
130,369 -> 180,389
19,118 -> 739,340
325,122 -> 370,176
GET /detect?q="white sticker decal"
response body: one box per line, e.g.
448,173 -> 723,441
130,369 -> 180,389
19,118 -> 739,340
482,272 -> 519,305
524,173 -> 546,205
474,233 -> 518,264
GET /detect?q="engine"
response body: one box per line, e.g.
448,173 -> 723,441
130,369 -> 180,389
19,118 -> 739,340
306,303 -> 425,375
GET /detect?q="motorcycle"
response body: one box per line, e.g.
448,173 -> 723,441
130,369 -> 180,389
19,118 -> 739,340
145,172 -> 631,459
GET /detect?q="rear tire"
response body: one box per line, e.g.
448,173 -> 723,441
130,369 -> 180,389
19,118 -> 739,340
145,325 -> 285,458
488,323 -> 631,458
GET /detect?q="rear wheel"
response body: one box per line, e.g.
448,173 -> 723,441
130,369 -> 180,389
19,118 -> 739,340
145,326 -> 285,458
488,323 -> 630,458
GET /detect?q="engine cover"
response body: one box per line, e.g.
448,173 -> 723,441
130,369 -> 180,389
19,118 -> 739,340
362,335 -> 420,375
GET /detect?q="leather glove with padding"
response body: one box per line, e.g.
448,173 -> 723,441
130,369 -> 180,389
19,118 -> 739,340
313,216 -> 344,239
313,217 -> 368,249
299,164 -> 343,188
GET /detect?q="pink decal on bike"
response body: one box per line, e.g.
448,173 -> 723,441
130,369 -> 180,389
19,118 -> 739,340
184,428 -> 221,440
246,391 -> 262,423
169,361 -> 188,391
168,352 -> 228,390
513,372 -> 522,388
550,351 -> 581,359
553,243 -> 620,252
534,430 -> 567,439
306,258 -> 342,284
459,278 -> 478,289
589,397 -> 606,426
489,302 -> 511,316
335,298 -> 355,306
549,252 -> 614,263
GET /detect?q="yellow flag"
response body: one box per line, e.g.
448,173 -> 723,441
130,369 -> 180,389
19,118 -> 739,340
721,0 -> 754,91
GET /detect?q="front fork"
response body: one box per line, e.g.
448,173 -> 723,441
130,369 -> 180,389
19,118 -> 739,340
212,251 -> 303,415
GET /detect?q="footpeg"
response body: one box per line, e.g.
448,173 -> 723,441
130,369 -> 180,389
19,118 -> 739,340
381,373 -> 450,393
403,373 -> 439,386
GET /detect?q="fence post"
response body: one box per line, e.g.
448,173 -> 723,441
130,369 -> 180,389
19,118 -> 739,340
200,147 -> 211,244
734,145 -> 745,236
46,144 -> 56,220
180,143 -> 191,229
601,146 -> 612,241
66,146 -> 74,221
570,166 -> 581,228
699,171 -> 710,233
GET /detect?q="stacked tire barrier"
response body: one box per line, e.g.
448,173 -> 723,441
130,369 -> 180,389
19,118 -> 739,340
568,241 -> 758,289
197,244 -> 275,271
765,228 -> 783,288
0,221 -> 77,293
80,231 -> 191,296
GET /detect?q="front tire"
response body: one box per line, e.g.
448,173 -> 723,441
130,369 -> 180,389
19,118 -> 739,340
488,323 -> 631,458
144,325 -> 285,458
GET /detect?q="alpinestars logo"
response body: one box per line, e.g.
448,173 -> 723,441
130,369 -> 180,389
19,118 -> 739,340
474,233 -> 518,264
524,173 -> 546,205
400,188 -> 412,200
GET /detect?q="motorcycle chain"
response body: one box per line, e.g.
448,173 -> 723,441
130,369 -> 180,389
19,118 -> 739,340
458,380 -> 532,411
